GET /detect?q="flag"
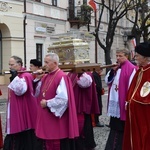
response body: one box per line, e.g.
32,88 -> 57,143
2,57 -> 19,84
0,89 -> 2,96
88,0 -> 97,11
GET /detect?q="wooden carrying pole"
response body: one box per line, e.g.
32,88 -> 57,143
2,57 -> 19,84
4,63 -> 118,74
59,63 -> 118,73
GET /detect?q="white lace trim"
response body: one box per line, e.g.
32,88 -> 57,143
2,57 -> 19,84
8,76 -> 27,96
48,98 -> 68,118
107,69 -> 121,118
77,72 -> 92,88
47,77 -> 68,118
107,100 -> 120,118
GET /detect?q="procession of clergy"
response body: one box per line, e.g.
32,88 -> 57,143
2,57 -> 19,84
0,41 -> 150,150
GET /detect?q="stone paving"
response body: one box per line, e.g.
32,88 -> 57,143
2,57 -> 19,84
0,84 -> 110,150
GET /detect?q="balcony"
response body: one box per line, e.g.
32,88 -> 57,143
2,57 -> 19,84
67,4 -> 92,28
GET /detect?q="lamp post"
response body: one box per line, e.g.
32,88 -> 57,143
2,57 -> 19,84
123,33 -> 128,48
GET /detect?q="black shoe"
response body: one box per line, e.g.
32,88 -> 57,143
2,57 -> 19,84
95,122 -> 104,127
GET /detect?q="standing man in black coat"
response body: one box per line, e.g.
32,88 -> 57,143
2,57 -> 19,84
92,69 -> 104,127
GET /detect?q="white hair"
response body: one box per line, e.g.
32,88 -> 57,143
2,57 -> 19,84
46,53 -> 59,64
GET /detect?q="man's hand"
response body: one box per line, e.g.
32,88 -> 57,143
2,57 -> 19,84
40,99 -> 47,108
33,69 -> 45,79
112,63 -> 119,71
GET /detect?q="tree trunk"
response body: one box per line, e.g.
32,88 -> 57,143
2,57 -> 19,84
105,48 -> 112,73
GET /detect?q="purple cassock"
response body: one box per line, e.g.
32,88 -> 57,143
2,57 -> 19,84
6,73 -> 37,134
35,69 -> 79,140
68,72 -> 100,115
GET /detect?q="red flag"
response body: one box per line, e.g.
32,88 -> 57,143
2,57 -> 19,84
0,90 -> 2,96
88,0 -> 97,11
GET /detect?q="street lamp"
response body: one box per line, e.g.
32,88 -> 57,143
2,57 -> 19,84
123,33 -> 128,47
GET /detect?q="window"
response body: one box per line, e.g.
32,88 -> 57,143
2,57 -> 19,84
52,0 -> 57,6
83,0 -> 87,4
68,0 -> 75,18
36,44 -> 43,62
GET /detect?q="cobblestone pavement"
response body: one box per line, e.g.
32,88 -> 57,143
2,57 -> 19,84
0,84 -> 110,150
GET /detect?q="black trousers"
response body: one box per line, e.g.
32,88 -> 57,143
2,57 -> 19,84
105,117 -> 125,150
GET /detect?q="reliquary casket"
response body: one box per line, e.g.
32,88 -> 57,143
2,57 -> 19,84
48,38 -> 90,63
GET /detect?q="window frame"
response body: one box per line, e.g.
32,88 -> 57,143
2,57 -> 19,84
52,0 -> 57,6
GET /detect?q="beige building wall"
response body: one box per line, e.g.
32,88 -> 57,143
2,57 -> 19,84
0,1 -> 24,68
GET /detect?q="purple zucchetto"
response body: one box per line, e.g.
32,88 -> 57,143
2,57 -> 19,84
135,42 -> 150,57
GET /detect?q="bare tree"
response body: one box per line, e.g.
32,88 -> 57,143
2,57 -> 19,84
91,0 -> 135,67
126,0 -> 150,45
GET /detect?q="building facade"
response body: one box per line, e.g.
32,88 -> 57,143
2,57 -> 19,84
0,0 -> 137,83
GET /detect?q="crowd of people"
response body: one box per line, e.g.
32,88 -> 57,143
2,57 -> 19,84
0,53 -> 104,150
0,41 -> 149,150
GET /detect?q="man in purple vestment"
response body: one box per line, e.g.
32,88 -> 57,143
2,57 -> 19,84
67,71 -> 100,150
34,53 -> 79,150
3,56 -> 39,150
104,49 -> 137,150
